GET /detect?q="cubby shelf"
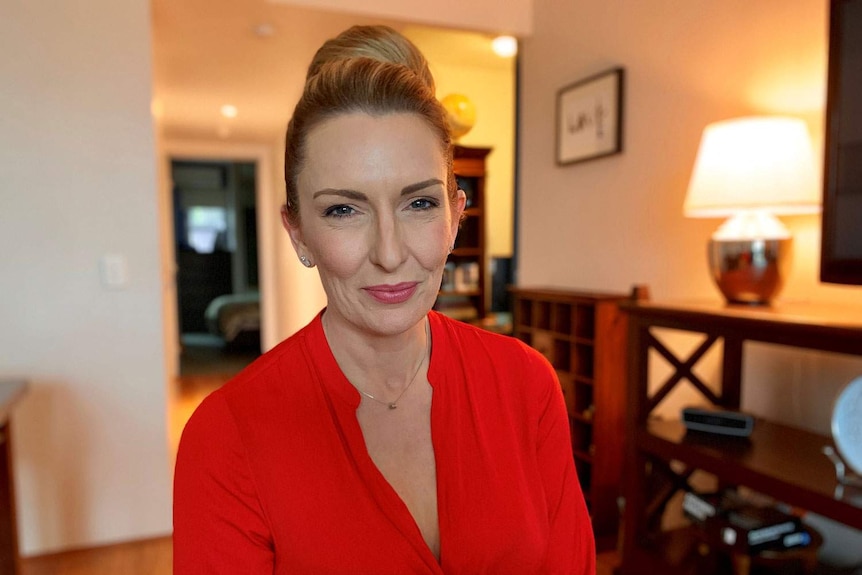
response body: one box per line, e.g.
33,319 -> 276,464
510,287 -> 633,544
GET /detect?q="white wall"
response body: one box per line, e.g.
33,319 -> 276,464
0,0 -> 172,555
518,0 -> 862,432
268,0 -> 533,36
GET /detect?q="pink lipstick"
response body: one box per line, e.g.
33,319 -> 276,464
364,282 -> 418,304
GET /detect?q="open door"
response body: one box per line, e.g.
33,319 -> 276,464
171,159 -> 262,377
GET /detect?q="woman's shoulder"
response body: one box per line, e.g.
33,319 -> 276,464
183,315 -> 323,433
222,324 -> 310,394
430,312 -> 560,420
431,311 -> 554,377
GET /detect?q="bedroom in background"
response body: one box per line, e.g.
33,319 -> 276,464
171,159 -> 263,377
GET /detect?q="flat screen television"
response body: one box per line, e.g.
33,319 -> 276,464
821,0 -> 862,285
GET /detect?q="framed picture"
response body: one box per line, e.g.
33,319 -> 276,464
556,67 -> 624,166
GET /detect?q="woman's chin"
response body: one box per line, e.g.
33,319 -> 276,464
326,297 -> 432,337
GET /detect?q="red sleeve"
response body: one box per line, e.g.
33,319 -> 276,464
173,392 -> 274,574
531,351 -> 597,574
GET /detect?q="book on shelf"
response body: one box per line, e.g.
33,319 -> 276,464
435,295 -> 478,321
683,490 -> 811,554
682,490 -> 724,522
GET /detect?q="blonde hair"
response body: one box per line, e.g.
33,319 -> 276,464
283,25 -> 455,226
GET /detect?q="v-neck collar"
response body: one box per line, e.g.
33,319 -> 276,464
306,310 -> 449,405
302,311 -> 449,572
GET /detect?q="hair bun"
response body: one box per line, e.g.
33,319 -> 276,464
306,25 -> 435,93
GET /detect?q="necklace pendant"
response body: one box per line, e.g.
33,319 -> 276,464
388,403 -> 397,410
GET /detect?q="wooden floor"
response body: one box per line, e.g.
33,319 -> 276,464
20,537 -> 172,575
20,536 -> 619,575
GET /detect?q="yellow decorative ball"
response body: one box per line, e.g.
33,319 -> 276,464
440,93 -> 477,140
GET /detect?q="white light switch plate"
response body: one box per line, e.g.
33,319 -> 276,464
100,254 -> 128,289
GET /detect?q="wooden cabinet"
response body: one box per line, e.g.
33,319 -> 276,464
176,249 -> 232,333
619,300 -> 862,574
0,381 -> 27,575
510,287 -> 632,544
436,145 -> 491,321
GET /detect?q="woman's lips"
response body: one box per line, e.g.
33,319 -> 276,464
364,282 -> 419,304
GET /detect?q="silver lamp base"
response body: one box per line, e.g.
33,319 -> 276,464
708,238 -> 791,305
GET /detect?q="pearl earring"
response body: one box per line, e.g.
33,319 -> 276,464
299,256 -> 313,268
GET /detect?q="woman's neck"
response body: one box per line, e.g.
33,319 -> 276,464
322,310 -> 430,393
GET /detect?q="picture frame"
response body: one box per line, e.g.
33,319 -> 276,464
556,67 -> 624,166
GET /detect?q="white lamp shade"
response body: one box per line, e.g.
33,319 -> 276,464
684,116 -> 821,218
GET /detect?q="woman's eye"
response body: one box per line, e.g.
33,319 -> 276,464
409,198 -> 438,211
324,205 -> 355,218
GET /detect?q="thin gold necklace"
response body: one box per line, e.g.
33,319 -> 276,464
355,320 -> 429,410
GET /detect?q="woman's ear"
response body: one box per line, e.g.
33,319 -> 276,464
281,205 -> 308,262
449,188 -> 468,246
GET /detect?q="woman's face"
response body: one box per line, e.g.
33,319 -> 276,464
284,112 -> 465,337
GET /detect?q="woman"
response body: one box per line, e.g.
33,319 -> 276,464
173,25 -> 595,574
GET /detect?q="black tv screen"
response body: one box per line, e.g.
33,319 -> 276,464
822,0 -> 862,285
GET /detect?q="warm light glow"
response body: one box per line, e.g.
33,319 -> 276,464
712,210 -> 791,241
491,35 -> 518,58
150,98 -> 164,119
746,51 -> 826,115
684,116 -> 820,218
220,104 -> 238,118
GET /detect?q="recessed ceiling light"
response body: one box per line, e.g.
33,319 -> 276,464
220,104 -> 238,119
491,35 -> 518,58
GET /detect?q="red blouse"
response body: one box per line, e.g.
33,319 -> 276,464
174,311 -> 595,574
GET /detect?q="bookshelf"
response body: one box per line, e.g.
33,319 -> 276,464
436,145 -> 491,321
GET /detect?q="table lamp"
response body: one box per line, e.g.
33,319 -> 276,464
684,116 -> 820,305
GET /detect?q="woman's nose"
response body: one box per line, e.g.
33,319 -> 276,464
369,214 -> 408,271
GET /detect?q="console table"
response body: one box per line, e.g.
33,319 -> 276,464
0,381 -> 27,575
618,301 -> 862,574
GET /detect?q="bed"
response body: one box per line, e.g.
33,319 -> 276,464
204,291 -> 261,350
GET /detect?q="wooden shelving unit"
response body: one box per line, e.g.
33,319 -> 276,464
435,145 -> 491,321
510,287 -> 633,544
619,300 -> 862,574
0,381 -> 27,575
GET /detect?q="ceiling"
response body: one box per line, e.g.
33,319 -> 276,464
151,0 -> 512,142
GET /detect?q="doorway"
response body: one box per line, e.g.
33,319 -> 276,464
171,158 -> 262,377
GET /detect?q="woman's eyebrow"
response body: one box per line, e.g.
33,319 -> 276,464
312,178 -> 444,200
401,178 -> 444,196
312,188 -> 366,200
